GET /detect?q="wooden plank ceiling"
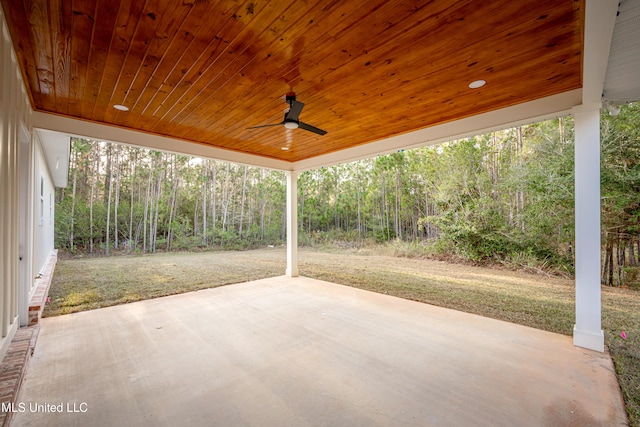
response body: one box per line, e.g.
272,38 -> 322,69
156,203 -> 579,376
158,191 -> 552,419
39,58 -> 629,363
1,0 -> 583,163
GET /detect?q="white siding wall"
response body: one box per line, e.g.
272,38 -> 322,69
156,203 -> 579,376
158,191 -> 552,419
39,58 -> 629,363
0,7 -> 34,358
32,134 -> 56,276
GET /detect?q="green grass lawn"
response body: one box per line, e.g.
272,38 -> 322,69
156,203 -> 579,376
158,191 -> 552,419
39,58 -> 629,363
45,247 -> 640,425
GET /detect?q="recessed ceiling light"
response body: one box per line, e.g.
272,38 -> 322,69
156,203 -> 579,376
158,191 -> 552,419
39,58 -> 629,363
281,147 -> 290,150
468,80 -> 486,89
113,104 -> 129,111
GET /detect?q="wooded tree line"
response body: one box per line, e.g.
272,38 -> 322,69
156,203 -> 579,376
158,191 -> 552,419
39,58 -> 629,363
601,103 -> 640,286
55,103 -> 640,285
56,144 -> 287,253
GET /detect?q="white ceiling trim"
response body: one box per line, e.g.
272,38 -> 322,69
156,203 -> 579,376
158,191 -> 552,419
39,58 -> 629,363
32,112 -> 293,171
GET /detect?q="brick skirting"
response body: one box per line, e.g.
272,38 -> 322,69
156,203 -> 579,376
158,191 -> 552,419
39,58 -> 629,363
28,250 -> 57,327
0,326 -> 39,427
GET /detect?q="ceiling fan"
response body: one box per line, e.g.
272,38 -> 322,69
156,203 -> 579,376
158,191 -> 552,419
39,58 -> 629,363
247,94 -> 327,135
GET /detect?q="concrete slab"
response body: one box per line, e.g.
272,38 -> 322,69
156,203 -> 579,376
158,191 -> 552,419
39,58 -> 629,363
12,276 -> 627,427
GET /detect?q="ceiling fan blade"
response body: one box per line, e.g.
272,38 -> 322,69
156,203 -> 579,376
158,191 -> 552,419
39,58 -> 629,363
285,100 -> 305,121
298,121 -> 327,135
247,122 -> 283,130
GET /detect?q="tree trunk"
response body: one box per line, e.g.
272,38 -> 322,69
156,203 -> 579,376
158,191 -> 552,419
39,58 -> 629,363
258,170 -> 266,241
89,143 -> 99,253
608,238 -> 614,286
105,145 -> 114,255
515,126 -> 525,231
129,149 -> 136,250
381,175 -> 390,241
202,160 -> 208,245
602,234 -> 611,285
143,161 -> 152,253
69,146 -> 77,252
395,168 -> 401,239
211,161 -> 217,239
334,171 -> 340,230
617,234 -> 625,286
222,163 -> 230,232
629,238 -> 637,267
152,172 -> 161,252
166,155 -> 179,251
239,165 -> 247,236
356,167 -> 362,239
114,145 -> 120,249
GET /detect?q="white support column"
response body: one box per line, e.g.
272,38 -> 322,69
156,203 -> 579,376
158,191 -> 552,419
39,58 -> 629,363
572,104 -> 604,352
285,171 -> 299,277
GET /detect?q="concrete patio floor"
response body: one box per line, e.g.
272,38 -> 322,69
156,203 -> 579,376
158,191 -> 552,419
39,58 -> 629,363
13,276 -> 627,427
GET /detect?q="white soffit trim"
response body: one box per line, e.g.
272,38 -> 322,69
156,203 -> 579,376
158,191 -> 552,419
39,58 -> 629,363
292,89 -> 582,172
603,0 -> 640,104
32,112 -> 293,172
36,129 -> 70,188
582,0 -> 619,105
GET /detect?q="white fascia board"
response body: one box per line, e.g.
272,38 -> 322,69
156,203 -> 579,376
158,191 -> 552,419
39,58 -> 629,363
32,112 -> 293,172
292,89 -> 582,172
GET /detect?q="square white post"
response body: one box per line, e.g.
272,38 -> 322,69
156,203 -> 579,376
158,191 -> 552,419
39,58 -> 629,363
572,104 -> 604,352
285,170 -> 298,277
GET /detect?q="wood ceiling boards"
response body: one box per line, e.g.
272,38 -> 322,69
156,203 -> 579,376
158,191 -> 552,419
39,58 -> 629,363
1,0 -> 583,163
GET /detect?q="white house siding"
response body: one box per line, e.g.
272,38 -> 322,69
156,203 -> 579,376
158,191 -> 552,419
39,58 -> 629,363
0,6 -> 48,360
31,134 -> 56,280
